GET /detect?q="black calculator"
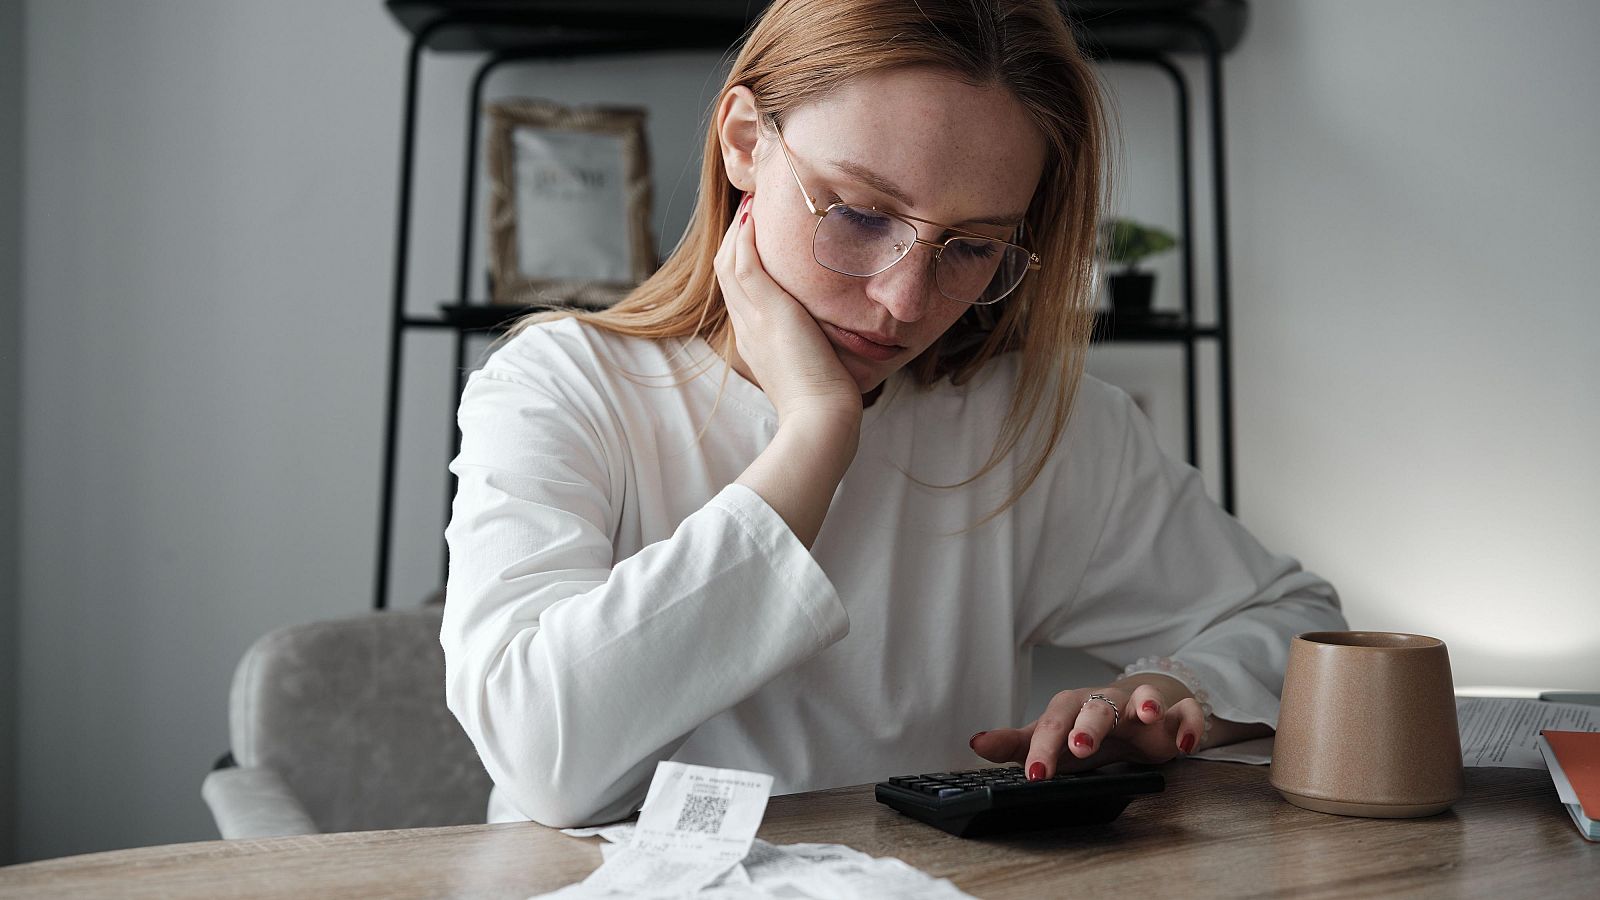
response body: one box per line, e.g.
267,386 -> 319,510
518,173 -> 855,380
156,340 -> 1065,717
874,765 -> 1164,837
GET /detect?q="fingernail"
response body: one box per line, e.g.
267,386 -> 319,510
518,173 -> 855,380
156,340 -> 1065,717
968,731 -> 987,749
1180,733 -> 1197,754
1027,762 -> 1046,782
1072,732 -> 1094,750
1142,700 -> 1160,715
740,210 -> 749,225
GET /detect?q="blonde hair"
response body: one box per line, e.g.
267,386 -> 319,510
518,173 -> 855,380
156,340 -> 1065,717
511,0 -> 1109,519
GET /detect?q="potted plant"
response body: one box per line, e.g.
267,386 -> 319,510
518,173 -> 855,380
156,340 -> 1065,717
1099,218 -> 1178,316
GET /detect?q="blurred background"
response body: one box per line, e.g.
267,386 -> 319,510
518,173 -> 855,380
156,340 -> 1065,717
2,0 -> 1596,864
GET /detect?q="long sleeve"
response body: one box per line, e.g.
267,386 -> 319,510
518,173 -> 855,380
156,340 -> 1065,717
1036,386 -> 1346,728
441,361 -> 849,828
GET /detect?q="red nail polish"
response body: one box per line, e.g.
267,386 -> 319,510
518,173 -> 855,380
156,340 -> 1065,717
968,731 -> 987,749
1180,733 -> 1197,754
1142,700 -> 1160,715
1072,732 -> 1094,750
740,210 -> 749,225
1027,762 -> 1046,781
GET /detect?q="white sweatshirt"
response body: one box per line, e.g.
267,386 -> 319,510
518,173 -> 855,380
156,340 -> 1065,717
442,317 -> 1344,827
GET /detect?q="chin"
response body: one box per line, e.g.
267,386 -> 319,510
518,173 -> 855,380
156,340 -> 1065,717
838,356 -> 888,395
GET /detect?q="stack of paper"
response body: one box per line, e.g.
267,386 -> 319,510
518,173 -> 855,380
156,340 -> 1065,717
1537,730 -> 1600,842
1459,698 -> 1600,768
1188,696 -> 1600,768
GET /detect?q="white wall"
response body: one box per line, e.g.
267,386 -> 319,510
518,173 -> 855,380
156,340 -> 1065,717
14,0 -> 1599,861
1224,0 -> 1599,687
14,0 -> 732,861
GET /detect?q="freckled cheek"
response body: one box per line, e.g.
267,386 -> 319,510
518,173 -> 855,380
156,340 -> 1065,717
753,211 -> 858,318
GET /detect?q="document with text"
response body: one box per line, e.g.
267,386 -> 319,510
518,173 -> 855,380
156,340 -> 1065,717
1457,697 -> 1600,768
1190,697 -> 1600,769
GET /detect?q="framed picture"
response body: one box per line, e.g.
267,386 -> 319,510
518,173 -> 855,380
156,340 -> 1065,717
485,99 -> 656,308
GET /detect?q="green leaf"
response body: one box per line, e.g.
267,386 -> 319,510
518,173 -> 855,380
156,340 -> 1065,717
1098,218 -> 1179,268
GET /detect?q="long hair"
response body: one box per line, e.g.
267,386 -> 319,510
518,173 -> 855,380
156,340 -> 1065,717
511,0 -> 1109,519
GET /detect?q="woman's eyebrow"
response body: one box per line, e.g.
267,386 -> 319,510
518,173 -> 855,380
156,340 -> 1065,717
826,158 -> 1026,228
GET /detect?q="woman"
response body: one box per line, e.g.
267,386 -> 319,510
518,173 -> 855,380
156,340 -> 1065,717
443,0 -> 1345,827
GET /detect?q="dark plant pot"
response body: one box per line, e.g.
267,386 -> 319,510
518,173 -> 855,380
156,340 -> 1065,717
1108,272 -> 1156,315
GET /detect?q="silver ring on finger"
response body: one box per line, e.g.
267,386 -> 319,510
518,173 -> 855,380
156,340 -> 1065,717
1083,693 -> 1121,730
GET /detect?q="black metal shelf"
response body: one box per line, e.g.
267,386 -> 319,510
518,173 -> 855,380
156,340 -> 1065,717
1094,314 -> 1221,343
386,1 -> 1248,54
375,0 -> 1246,608
418,302 -> 1221,343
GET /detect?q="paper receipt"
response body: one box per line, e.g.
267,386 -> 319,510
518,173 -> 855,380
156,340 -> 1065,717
539,761 -> 773,898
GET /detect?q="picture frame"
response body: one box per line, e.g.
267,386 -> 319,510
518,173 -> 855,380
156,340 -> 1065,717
485,99 -> 656,308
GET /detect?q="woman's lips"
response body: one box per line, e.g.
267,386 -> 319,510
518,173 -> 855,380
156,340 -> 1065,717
824,322 -> 904,362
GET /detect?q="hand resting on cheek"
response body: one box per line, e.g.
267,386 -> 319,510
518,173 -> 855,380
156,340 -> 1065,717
714,191 -> 863,425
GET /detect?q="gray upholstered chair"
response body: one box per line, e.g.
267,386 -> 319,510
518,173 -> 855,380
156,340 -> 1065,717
201,604 -> 493,838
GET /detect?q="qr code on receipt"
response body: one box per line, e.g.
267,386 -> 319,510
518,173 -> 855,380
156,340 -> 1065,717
674,786 -> 730,834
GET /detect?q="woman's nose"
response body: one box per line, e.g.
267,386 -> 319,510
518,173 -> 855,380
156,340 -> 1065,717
864,242 -> 940,322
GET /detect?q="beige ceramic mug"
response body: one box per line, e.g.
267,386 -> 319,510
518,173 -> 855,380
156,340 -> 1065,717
1270,631 -> 1464,818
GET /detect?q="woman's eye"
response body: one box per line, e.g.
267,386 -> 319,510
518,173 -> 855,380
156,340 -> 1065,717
837,205 -> 893,230
952,240 -> 999,259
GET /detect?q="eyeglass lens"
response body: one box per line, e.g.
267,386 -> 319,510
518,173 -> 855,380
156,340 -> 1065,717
812,204 -> 1029,304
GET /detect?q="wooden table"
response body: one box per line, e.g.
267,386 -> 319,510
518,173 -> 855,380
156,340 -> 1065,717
2,763 -> 1594,898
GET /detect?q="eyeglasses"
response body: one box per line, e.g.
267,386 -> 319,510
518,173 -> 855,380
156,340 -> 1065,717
772,126 -> 1040,306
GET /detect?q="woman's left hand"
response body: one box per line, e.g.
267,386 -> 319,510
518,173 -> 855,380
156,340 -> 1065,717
969,684 -> 1207,780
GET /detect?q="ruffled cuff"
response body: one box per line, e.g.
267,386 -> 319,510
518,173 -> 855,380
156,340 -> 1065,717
1120,656 -> 1215,740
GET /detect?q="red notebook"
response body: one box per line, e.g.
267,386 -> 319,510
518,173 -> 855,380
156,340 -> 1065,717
1541,730 -> 1600,840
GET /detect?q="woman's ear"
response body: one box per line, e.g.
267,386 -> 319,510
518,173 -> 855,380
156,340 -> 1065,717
716,85 -> 762,192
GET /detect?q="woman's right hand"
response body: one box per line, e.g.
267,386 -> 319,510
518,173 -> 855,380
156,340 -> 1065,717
715,192 -> 863,427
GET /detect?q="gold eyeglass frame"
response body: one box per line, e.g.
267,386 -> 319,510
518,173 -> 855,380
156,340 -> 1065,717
770,123 -> 1041,306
